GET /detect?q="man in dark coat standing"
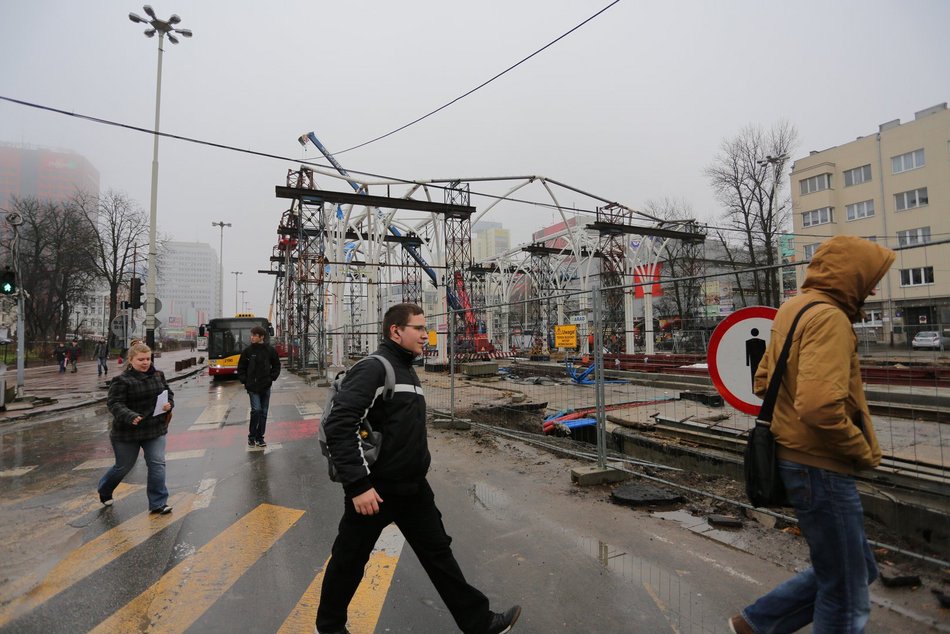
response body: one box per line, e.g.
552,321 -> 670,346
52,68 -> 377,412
237,326 -> 281,448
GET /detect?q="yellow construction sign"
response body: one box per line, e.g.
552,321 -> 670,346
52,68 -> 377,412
554,324 -> 578,348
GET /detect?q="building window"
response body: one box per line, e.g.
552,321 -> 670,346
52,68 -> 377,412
899,266 -> 934,287
897,227 -> 931,247
894,187 -> 928,211
803,243 -> 820,259
843,164 -> 872,187
845,199 -> 874,221
891,149 -> 924,173
799,173 -> 832,195
802,207 -> 833,227
861,309 -> 882,324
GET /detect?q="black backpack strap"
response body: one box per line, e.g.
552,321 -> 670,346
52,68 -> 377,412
367,354 -> 396,400
758,301 -> 828,424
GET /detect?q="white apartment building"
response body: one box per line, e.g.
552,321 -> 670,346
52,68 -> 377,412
790,102 -> 949,344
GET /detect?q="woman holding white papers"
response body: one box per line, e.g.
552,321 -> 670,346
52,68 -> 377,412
97,341 -> 175,514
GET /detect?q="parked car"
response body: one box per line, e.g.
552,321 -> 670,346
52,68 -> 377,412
911,331 -> 950,351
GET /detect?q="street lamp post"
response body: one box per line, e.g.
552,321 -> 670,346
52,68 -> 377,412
128,6 -> 192,348
239,290 -> 247,313
231,271 -> 243,315
757,153 -> 789,307
212,221 -> 231,317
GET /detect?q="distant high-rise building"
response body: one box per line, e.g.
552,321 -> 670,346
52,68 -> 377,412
157,242 -> 219,336
472,221 -> 511,262
0,143 -> 100,210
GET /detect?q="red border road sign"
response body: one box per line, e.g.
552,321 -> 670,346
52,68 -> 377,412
707,306 -> 778,415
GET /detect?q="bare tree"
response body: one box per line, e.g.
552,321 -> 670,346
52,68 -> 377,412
74,190 -> 149,347
706,121 -> 798,307
6,197 -> 99,341
643,198 -> 706,322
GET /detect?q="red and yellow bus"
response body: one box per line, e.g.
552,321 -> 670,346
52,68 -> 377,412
200,314 -> 273,378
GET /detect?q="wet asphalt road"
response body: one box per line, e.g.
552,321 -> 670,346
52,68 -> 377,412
0,367 -> 940,633
0,370 -> 674,633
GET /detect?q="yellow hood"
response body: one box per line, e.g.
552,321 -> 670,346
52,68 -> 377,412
801,236 -> 895,321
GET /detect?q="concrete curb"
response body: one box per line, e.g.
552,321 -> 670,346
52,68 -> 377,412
0,364 -> 207,424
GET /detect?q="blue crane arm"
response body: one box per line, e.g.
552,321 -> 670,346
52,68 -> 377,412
299,131 -> 460,310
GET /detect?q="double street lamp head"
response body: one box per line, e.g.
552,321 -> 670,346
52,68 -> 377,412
129,6 -> 193,43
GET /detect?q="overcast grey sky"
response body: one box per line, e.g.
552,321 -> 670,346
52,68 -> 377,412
2,0 -> 948,318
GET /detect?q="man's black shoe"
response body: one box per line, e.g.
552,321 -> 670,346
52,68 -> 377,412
150,505 -> 173,515
248,439 -> 256,447
99,493 -> 113,506
256,439 -> 267,448
487,605 -> 521,634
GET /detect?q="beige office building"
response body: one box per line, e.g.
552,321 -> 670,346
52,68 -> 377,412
790,102 -> 949,345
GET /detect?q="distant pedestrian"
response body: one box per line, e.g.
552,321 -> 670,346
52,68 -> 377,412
728,236 -> 894,634
53,339 -> 67,373
94,340 -> 109,377
68,339 -> 81,373
237,326 -> 281,448
190,340 -> 195,352
97,341 -> 174,514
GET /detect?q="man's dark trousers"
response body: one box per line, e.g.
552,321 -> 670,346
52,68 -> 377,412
316,479 -> 490,634
247,386 -> 271,443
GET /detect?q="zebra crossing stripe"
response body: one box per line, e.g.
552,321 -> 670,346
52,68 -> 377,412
278,525 -> 405,633
73,449 -> 207,471
188,403 -> 230,431
0,492 -> 196,628
90,503 -> 304,634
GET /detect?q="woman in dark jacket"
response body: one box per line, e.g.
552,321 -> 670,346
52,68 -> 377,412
97,342 -> 175,514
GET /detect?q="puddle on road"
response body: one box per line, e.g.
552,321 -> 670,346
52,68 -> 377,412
468,482 -> 512,511
467,481 -> 725,633
575,534 -> 727,633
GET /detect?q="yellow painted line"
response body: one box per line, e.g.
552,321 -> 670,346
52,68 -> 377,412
0,492 -> 195,628
277,557 -> 328,634
188,403 -> 229,431
279,525 -> 405,634
91,503 -> 304,634
642,582 -> 680,634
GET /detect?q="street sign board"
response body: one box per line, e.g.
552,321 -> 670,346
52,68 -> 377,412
554,324 -> 577,348
569,314 -> 587,324
707,306 -> 777,415
111,316 -> 136,339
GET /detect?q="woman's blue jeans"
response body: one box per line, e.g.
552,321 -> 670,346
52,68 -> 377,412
742,460 -> 878,633
97,435 -> 168,511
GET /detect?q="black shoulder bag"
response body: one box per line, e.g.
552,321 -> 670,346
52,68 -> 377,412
744,301 -> 825,507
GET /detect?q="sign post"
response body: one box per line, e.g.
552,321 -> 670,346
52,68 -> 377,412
707,306 -> 778,415
554,324 -> 578,349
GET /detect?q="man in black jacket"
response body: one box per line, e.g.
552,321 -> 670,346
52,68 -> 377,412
237,326 -> 281,448
316,303 -> 521,634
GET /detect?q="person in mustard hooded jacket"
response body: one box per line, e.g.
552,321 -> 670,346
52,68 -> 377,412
729,235 -> 895,634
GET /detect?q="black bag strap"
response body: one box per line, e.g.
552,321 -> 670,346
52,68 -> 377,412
757,301 -> 827,424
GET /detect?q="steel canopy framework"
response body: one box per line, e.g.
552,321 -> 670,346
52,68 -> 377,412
267,165 -> 705,371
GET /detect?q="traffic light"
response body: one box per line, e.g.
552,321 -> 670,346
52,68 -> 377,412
129,277 -> 144,309
0,268 -> 16,295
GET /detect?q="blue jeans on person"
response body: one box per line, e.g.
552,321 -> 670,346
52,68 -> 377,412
742,460 -> 878,633
97,435 -> 168,510
97,356 -> 108,376
248,387 -> 271,442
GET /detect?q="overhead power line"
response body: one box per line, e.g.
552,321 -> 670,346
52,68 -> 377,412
330,0 -> 622,157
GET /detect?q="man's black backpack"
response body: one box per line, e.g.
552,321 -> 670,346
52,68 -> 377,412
318,354 -> 395,483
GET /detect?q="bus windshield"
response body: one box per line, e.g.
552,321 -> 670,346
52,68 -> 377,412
207,318 -> 268,360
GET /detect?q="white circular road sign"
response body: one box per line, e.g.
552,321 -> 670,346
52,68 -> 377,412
707,306 -> 778,415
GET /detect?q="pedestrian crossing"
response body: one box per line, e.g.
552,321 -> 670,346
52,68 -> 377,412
0,391 -> 410,633
0,485 -> 407,633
